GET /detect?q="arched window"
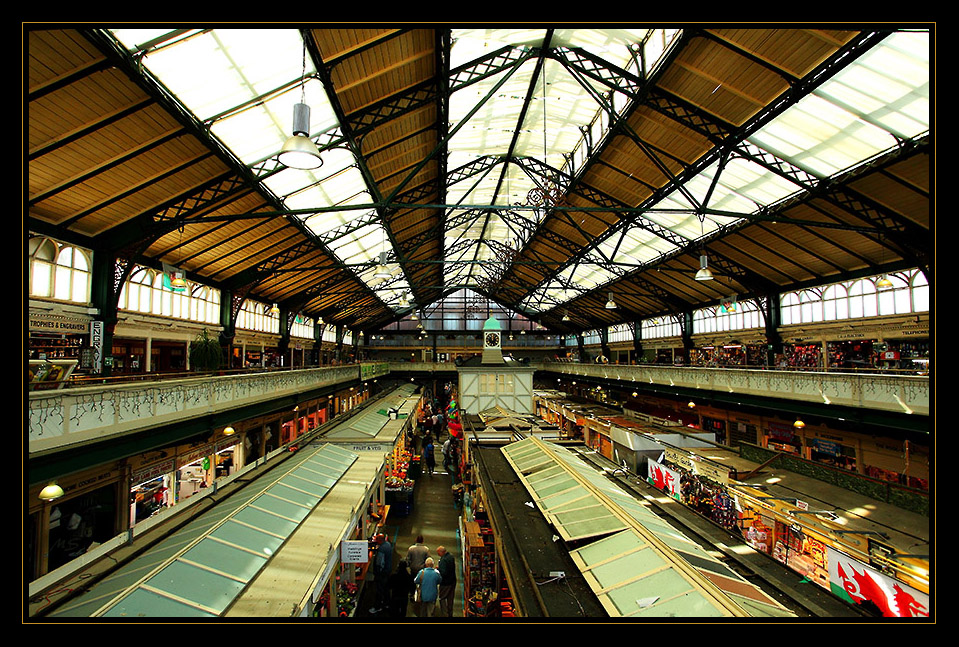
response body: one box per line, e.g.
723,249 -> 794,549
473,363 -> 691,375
236,300 -> 280,334
28,236 -> 92,304
781,269 -> 927,325
120,267 -> 155,313
642,315 -> 682,340
693,300 -> 763,335
291,315 -> 315,340
118,265 -> 221,325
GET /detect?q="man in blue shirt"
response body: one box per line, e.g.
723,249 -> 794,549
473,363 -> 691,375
413,557 -> 442,617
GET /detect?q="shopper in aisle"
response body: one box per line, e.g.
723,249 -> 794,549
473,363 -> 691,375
413,557 -> 442,617
388,560 -> 415,618
436,545 -> 456,617
369,533 -> 392,614
424,440 -> 436,475
406,534 -> 430,580
441,437 -> 452,473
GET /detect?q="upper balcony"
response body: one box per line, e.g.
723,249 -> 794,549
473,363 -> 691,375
28,359 -> 928,462
28,363 -> 390,458
542,361 -> 929,418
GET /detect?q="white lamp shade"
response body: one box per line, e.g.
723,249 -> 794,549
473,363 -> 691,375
39,483 -> 64,501
278,103 -> 323,169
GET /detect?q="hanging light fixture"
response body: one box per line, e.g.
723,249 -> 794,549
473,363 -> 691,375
269,303 -> 280,316
794,417 -> 806,429
562,310 -> 571,322
876,233 -> 893,290
278,40 -> 323,170
605,293 -> 617,309
223,426 -> 235,436
688,401 -> 696,409
39,482 -> 64,502
695,254 -> 714,281
374,251 -> 391,279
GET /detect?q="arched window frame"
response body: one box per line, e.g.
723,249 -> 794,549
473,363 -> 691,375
28,236 -> 92,304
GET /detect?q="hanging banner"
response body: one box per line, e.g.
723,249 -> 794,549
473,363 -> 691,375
827,547 -> 929,617
647,458 -> 682,500
91,320 -> 103,374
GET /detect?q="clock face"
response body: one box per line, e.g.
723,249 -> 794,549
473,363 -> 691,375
485,332 -> 500,347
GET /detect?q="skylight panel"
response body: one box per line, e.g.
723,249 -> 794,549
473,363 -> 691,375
449,29 -> 546,68
748,32 -> 929,180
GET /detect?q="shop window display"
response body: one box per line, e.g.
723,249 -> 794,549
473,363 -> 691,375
46,485 -> 118,572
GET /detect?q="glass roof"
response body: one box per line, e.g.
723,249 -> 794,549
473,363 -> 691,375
94,443 -> 357,618
501,438 -> 794,618
108,28 -> 929,316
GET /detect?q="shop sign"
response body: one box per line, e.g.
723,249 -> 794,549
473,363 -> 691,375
767,421 -> 796,441
132,459 -> 176,486
340,540 -> 369,564
177,443 -> 215,469
827,547 -> 928,617
647,458 -> 681,500
215,436 -> 241,452
664,448 -> 730,485
91,320 -> 103,373
29,314 -> 90,334
811,439 -> 842,457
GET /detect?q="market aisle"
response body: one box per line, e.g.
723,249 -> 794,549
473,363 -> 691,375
357,457 -> 465,620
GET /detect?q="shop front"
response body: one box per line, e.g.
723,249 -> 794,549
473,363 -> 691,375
733,491 -> 929,617
27,464 -> 126,580
765,420 -> 802,454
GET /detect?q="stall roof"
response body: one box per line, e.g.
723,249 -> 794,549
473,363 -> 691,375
324,383 -> 417,441
49,443 -> 359,618
501,437 -> 794,617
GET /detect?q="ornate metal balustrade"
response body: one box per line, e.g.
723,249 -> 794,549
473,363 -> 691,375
28,363 -> 390,455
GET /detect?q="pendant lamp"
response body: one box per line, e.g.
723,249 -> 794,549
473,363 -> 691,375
279,103 -> 323,170
695,254 -> 714,281
278,42 -> 323,170
605,293 -> 617,309
374,251 -> 391,279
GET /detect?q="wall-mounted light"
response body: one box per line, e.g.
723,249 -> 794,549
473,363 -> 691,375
39,482 -> 64,502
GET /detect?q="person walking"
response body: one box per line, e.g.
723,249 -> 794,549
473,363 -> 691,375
413,557 -> 442,617
436,545 -> 456,617
388,560 -> 415,618
369,533 -> 393,614
424,441 -> 436,475
406,534 -> 430,576
442,437 -> 452,473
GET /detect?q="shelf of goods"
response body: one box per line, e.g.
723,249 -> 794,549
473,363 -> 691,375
386,448 -> 416,515
464,520 -> 498,617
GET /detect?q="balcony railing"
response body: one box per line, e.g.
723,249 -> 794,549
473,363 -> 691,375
546,362 -> 929,416
28,363 -> 389,455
